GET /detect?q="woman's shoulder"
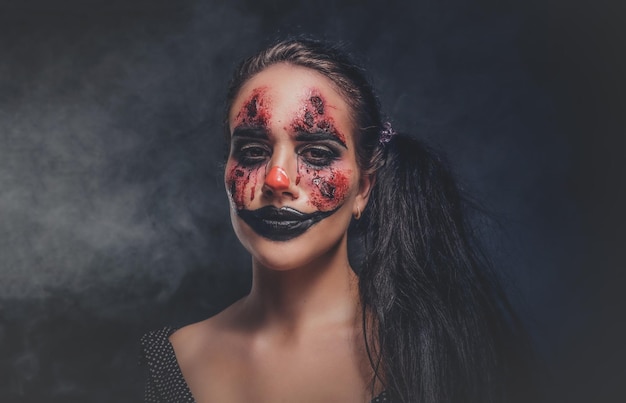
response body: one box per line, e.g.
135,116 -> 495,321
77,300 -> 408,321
168,319 -> 214,363
139,318 -> 216,371
140,323 -> 213,360
167,304 -> 244,372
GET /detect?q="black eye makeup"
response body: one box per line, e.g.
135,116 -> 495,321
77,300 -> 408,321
294,131 -> 346,168
229,127 -> 346,169
230,126 -> 271,166
298,144 -> 341,168
231,140 -> 271,166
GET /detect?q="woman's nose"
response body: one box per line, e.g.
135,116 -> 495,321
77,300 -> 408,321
263,165 -> 299,199
265,166 -> 290,190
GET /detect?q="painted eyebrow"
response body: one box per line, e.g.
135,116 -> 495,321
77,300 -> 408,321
231,126 -> 269,140
294,132 -> 347,149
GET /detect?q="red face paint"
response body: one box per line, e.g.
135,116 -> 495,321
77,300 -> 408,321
226,163 -> 265,210
297,164 -> 352,211
290,90 -> 347,146
226,87 -> 273,210
234,86 -> 272,128
284,89 -> 353,212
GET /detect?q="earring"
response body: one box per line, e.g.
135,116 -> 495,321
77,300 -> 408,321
354,205 -> 361,220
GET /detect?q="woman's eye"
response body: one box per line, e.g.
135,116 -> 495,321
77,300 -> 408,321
299,146 -> 338,167
236,144 -> 270,165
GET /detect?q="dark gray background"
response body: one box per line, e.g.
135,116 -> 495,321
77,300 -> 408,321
1,0 -> 624,402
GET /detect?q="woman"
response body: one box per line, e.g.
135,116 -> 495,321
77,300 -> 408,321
141,38 -> 533,403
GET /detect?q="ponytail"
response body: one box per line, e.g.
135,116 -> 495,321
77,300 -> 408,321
359,133 -> 532,403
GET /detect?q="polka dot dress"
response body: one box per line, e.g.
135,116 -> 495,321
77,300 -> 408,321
140,327 -> 194,402
140,326 -> 390,402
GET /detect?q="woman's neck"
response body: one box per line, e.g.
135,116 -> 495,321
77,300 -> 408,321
238,237 -> 360,336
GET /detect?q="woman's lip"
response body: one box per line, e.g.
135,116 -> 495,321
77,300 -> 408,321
240,206 -> 315,221
237,206 -> 338,241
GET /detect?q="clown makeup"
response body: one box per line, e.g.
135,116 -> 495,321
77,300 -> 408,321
291,90 -> 347,147
226,81 -> 358,242
234,86 -> 272,128
226,86 -> 272,210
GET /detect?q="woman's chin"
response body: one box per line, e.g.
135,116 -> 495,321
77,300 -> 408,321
238,228 -> 346,273
248,236 -> 328,272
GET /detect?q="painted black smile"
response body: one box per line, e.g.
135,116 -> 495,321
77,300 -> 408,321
238,206 -> 337,241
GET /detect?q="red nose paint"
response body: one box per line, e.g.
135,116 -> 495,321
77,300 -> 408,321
265,166 -> 290,190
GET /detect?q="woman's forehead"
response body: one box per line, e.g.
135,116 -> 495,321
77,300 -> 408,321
229,63 -> 351,127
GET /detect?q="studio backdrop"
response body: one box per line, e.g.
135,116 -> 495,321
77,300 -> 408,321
1,0 -> 624,402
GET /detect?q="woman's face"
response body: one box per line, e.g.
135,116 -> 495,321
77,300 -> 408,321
225,63 -> 371,271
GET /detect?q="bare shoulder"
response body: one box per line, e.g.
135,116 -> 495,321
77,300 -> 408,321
168,319 -> 210,358
166,299 -> 251,402
168,299 -> 245,369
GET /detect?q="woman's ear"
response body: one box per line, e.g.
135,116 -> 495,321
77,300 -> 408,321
354,173 -> 375,216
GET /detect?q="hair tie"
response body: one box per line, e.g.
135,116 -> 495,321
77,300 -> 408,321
379,122 -> 397,145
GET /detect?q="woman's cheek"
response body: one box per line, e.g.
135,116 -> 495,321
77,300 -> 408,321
301,165 -> 352,211
226,163 -> 263,210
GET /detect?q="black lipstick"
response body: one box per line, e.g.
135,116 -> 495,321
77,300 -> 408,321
238,206 -> 337,241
